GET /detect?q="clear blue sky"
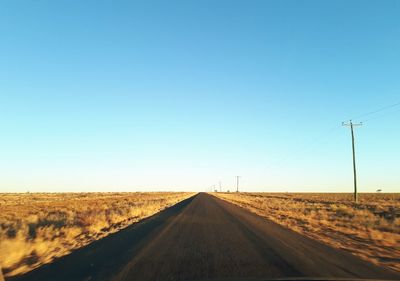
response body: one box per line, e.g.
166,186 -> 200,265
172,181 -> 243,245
1,0 -> 399,192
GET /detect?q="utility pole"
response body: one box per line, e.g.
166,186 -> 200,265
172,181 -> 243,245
342,120 -> 362,203
236,176 -> 241,192
219,181 -> 222,192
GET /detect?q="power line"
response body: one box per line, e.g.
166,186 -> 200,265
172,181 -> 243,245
350,101 -> 400,121
276,124 -> 342,167
261,101 -> 399,192
278,101 -> 400,166
361,107 -> 400,123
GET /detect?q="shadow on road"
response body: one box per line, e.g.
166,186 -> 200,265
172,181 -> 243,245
9,195 -> 197,281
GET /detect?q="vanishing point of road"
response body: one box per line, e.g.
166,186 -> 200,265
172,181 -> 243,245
11,193 -> 400,281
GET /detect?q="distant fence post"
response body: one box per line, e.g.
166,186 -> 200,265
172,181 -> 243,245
0,265 -> 4,281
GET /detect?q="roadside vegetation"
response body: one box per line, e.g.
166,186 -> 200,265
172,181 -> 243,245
213,192 -> 400,272
0,192 -> 194,277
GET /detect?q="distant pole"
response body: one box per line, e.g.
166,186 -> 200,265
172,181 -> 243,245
236,176 -> 241,192
0,265 -> 4,281
342,120 -> 362,203
219,181 -> 222,192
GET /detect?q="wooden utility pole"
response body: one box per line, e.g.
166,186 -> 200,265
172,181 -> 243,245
342,120 -> 362,203
236,176 -> 241,192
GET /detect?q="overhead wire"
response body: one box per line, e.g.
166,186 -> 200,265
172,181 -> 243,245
361,107 -> 400,123
272,100 -> 400,170
264,100 -> 399,191
349,100 -> 400,122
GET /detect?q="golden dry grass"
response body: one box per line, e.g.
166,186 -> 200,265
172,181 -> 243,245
213,192 -> 400,272
0,192 -> 195,277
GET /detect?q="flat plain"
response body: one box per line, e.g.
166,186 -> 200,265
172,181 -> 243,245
2,192 -> 400,281
213,192 -> 400,273
7,193 -> 400,281
0,192 -> 194,277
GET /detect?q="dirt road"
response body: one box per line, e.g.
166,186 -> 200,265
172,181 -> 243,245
10,193 -> 400,281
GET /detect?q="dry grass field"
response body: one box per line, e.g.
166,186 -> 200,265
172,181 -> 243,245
0,192 -> 195,277
213,192 -> 400,273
